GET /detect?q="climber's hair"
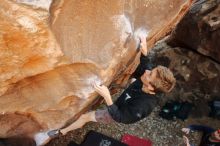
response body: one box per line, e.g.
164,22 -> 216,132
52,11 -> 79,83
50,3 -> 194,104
150,65 -> 176,93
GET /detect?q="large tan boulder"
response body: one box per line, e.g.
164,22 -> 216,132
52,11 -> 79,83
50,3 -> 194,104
0,0 -> 193,137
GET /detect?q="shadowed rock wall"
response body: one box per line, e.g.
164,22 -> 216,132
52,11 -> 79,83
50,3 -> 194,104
169,0 -> 220,63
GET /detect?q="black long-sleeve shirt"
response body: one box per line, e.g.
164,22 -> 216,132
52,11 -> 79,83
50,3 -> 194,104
188,125 -> 220,146
132,53 -> 154,79
107,78 -> 159,124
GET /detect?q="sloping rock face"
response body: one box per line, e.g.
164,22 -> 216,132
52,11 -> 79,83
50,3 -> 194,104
0,0 -> 63,97
0,0 -> 192,137
169,0 -> 220,63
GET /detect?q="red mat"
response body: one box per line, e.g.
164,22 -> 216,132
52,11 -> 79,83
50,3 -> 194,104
121,134 -> 152,146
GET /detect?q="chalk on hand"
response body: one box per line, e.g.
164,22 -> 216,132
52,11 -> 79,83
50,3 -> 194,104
134,27 -> 149,50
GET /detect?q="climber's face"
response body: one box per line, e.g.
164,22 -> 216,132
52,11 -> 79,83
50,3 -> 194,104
141,68 -> 157,94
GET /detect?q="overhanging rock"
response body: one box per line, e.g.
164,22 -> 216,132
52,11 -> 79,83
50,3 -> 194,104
0,0 -> 193,137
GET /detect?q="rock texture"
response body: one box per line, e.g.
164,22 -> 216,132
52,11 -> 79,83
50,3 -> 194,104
0,0 -> 62,97
169,0 -> 220,63
0,0 -> 193,137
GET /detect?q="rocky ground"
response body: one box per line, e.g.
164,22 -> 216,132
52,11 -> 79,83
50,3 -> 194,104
46,105 -> 219,146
